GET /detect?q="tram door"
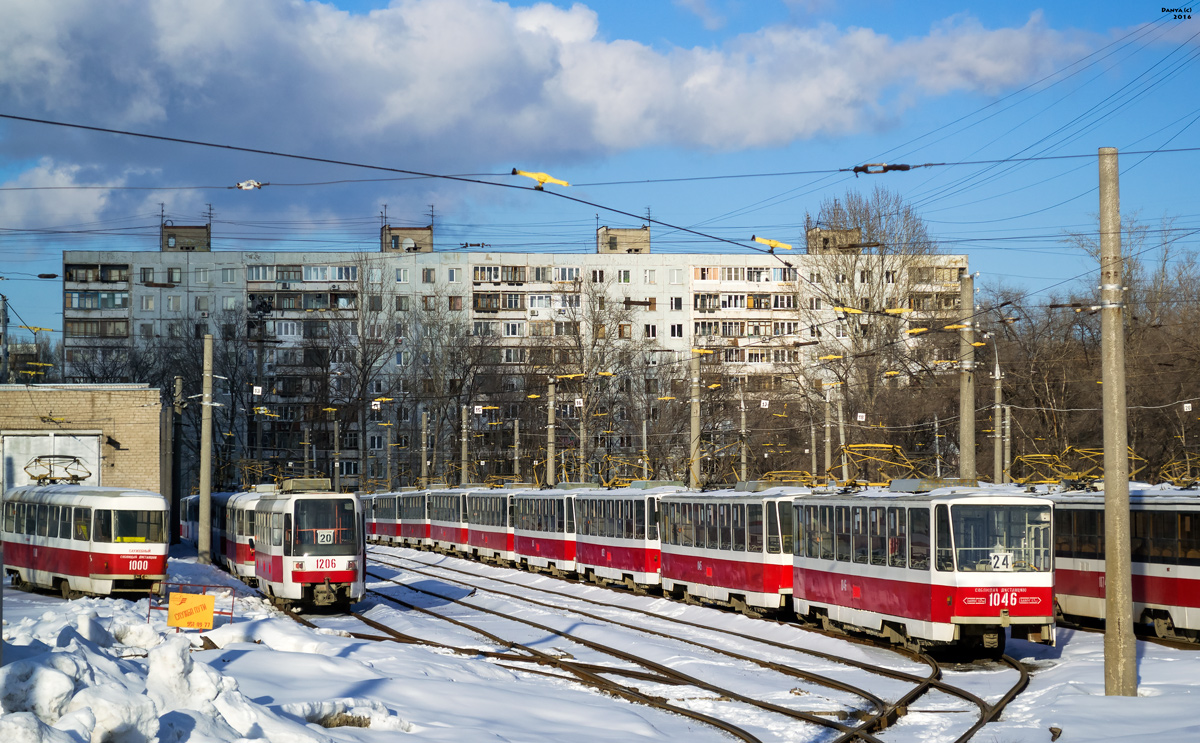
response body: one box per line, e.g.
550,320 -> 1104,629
1026,514 -> 1052,571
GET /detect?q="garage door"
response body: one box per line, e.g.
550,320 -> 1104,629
1,432 -> 102,493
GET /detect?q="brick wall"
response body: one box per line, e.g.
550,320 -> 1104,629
0,385 -> 163,492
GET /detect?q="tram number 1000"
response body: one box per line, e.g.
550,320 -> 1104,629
128,559 -> 150,572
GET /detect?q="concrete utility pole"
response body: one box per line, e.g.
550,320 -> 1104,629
579,386 -> 588,482
172,376 -> 184,543
1099,146 -> 1136,696
333,418 -> 341,492
992,341 -> 1004,485
198,334 -> 213,565
810,419 -> 818,477
513,418 -> 521,481
934,415 -> 942,479
824,389 -> 832,481
460,405 -> 469,486
420,411 -> 429,488
837,395 -> 848,482
547,378 -> 557,487
0,293 -> 9,384
958,272 -> 976,480
739,395 -> 748,482
386,427 -> 393,490
1003,405 -> 1012,483
303,426 -> 311,477
689,352 -> 701,489
642,419 -> 649,480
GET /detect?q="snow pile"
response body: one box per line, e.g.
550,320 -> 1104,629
0,593 -> 406,743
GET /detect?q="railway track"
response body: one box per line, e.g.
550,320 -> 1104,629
355,545 -> 1027,743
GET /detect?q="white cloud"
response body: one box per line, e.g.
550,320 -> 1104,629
0,159 -> 120,229
0,1 -> 1081,167
674,0 -> 726,31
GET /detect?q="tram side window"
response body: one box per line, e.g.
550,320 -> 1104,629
709,504 -> 721,550
635,500 -> 645,540
93,510 -> 113,543
1078,509 -> 1103,558
1150,511 -> 1178,565
935,505 -> 953,571
868,507 -> 886,565
648,499 -> 659,541
36,504 -> 50,538
767,502 -> 781,554
909,508 -> 930,570
58,505 -> 71,540
887,507 -> 907,568
779,501 -> 794,555
1130,511 -> 1151,562
851,506 -> 867,564
819,506 -> 834,560
271,513 -> 283,547
718,503 -> 731,550
835,506 -> 851,562
46,505 -> 60,539
73,507 -> 90,540
567,498 -> 575,534
733,504 -> 746,551
1054,509 -> 1074,558
745,504 -> 762,552
1180,512 -> 1200,566
3,502 -> 14,532
24,503 -> 37,535
693,504 -> 706,549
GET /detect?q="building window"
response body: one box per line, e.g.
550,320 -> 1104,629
167,267 -> 181,284
140,268 -> 154,283
670,268 -> 684,285
303,266 -> 329,282
554,321 -> 578,336
885,270 -> 896,284
644,324 -> 657,338
504,321 -> 525,337
531,266 -> 551,282
396,268 -> 410,283
473,321 -> 496,336
139,323 -> 153,339
367,295 -> 383,312
860,270 -> 871,284
222,268 -> 238,284
670,297 -> 683,311
423,296 -> 437,310
809,297 -> 822,310
618,323 -> 632,339
670,323 -> 683,337
333,266 -> 357,282
422,268 -> 436,284
369,435 -> 384,451
502,266 -> 525,282
504,348 -> 526,364
275,321 -> 299,337
167,296 -> 181,312
448,296 -> 463,311
617,270 -> 631,284
368,268 -> 382,284
644,269 -> 656,284
140,295 -> 154,311
246,266 -> 272,282
396,295 -> 410,311
195,296 -> 210,312
554,267 -> 580,282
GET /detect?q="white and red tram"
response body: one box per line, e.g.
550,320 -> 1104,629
370,493 -> 401,545
429,489 -> 473,552
659,488 -> 801,612
1050,486 -> 1200,641
793,488 -> 1056,654
513,489 -> 578,574
399,491 -> 430,547
252,480 -> 365,609
2,484 -> 169,598
466,489 -> 523,563
575,485 -> 681,588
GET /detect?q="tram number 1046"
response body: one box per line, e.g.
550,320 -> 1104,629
987,591 -> 1021,608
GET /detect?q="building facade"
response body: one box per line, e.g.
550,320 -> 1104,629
61,224 -> 967,490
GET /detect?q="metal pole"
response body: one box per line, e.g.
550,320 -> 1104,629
823,389 -> 832,482
513,418 -> 521,480
810,419 -> 817,478
959,272 -> 976,481
580,386 -> 588,482
460,405 -> 469,486
172,376 -> 183,543
547,378 -> 557,487
386,427 -> 393,490
993,341 -> 1003,485
0,294 -> 9,384
642,419 -> 649,480
303,426 -> 310,477
934,415 -> 941,479
1003,405 -> 1012,484
333,418 -> 341,491
740,394 -> 747,482
837,394 -> 848,482
689,352 -> 701,489
198,334 -> 213,564
420,411 -> 429,488
1099,146 -> 1136,696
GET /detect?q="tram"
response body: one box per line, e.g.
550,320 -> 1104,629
575,484 -> 681,589
2,484 -> 169,598
1050,486 -> 1200,641
793,488 -> 1056,655
659,487 -> 801,613
466,489 -> 521,563
513,489 -> 578,574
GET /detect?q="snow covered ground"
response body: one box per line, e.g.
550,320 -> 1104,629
2,545 -> 1198,743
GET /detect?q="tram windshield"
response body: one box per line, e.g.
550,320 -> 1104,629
945,504 -> 1052,572
293,498 -> 358,556
92,510 -> 167,543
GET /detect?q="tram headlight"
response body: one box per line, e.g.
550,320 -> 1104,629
347,559 -> 357,571
293,560 -> 305,570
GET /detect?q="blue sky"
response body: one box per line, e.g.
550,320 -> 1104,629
0,0 -> 1196,342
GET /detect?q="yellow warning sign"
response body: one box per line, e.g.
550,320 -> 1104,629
167,593 -> 216,630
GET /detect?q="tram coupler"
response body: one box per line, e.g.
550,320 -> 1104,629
312,578 -> 338,606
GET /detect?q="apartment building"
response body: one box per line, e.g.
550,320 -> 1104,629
61,223 -> 967,488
